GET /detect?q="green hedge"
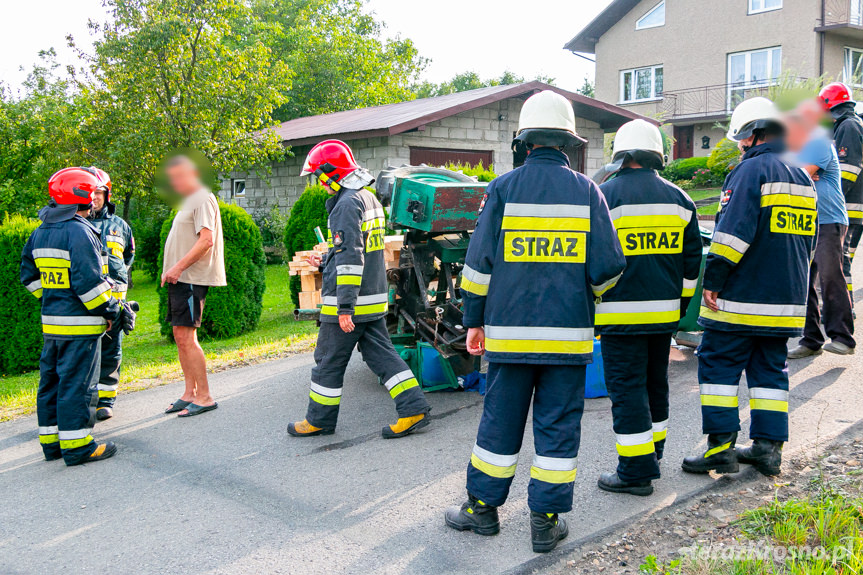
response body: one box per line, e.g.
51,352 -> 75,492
132,214 -> 168,281
661,157 -> 710,182
707,138 -> 741,182
0,215 -> 43,374
158,200 -> 266,340
443,161 -> 497,182
283,184 -> 330,308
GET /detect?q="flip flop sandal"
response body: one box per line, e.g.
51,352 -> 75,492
177,402 -> 219,418
165,399 -> 192,414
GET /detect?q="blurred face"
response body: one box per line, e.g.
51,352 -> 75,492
783,114 -> 811,153
92,187 -> 107,211
166,159 -> 201,196
738,135 -> 755,153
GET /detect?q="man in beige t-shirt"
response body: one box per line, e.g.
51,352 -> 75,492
161,155 -> 226,417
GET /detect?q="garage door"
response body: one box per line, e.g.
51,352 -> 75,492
410,147 -> 493,167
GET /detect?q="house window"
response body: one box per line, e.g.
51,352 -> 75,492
844,47 -> 863,88
748,0 -> 782,14
727,47 -> 781,109
232,179 -> 246,198
620,65 -> 664,104
636,1 -> 665,30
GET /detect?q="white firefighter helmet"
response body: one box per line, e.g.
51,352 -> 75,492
612,119 -> 664,160
856,100 -> 863,117
513,90 -> 588,148
726,97 -> 782,141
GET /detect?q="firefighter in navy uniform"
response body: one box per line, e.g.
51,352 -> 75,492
20,167 -> 137,466
287,140 -> 431,439
683,98 -> 817,477
820,83 -> 863,320
444,91 -> 626,553
596,120 -> 703,496
88,167 -> 136,420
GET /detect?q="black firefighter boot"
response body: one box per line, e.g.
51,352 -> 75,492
737,439 -> 783,476
681,432 -> 739,474
597,472 -> 654,496
444,494 -> 500,536
530,511 -> 569,553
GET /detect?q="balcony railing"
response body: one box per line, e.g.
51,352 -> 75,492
820,0 -> 863,27
654,82 -> 776,122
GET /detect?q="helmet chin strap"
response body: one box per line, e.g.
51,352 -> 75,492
314,169 -> 342,192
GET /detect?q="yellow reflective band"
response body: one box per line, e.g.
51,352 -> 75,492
612,214 -> 689,229
749,398 -> 788,412
361,218 -> 386,231
336,275 -> 362,286
653,429 -> 667,442
310,391 -> 341,406
848,210 -> 863,220
699,306 -> 805,329
760,194 -> 817,210
43,324 -> 106,336
595,310 -> 679,325
460,276 -> 489,296
701,395 -> 739,408
39,434 -> 59,445
113,291 -> 127,300
769,207 -> 816,236
389,378 -> 419,399
849,283 -> 854,291
485,337 -> 593,355
34,257 -> 71,268
530,466 -> 578,484
59,435 -> 93,450
616,442 -> 655,457
709,242 -> 745,264
503,231 -> 586,263
470,453 -> 517,478
83,291 -> 111,310
618,227 -> 684,256
320,303 -> 388,316
704,442 -> 732,458
842,171 -> 859,182
365,228 -> 385,252
39,268 -> 70,289
98,390 -> 117,398
31,289 -> 43,299
501,216 -> 590,231
682,287 -> 696,297
592,272 -> 622,297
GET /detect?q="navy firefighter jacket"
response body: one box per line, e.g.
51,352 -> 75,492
597,168 -> 703,335
833,109 -> 863,224
20,207 -> 122,339
699,140 -> 817,337
460,147 -> 627,365
89,204 -> 135,300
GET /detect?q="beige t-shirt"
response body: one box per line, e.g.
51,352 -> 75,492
163,188 -> 227,286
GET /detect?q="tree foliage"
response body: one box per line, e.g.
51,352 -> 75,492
414,71 -> 555,99
283,184 -> 330,307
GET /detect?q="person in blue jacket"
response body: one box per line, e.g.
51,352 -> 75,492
443,91 -> 626,553
682,98 -> 817,477
20,167 -> 136,466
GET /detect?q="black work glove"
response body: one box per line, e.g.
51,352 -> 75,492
119,300 -> 138,334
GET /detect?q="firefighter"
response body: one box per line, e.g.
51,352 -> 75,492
596,120 -> 703,496
20,167 -> 137,466
287,140 -> 431,439
444,91 -> 626,553
88,167 -> 136,420
819,82 -> 862,323
682,98 -> 817,477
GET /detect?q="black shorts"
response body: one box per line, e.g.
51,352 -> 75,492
166,282 -> 209,328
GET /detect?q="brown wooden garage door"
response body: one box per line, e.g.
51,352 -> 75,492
410,147 -> 493,167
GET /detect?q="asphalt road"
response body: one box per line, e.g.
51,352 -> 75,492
1,277 -> 861,574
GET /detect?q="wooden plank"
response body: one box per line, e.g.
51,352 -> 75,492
299,291 -> 322,310
300,273 -> 322,292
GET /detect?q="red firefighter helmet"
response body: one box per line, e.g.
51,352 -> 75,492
818,82 -> 854,111
48,167 -> 102,206
89,166 -> 112,202
300,140 -> 361,188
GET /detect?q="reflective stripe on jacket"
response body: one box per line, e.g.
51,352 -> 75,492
597,168 -> 703,334
319,187 -> 388,323
698,140 -> 817,337
89,206 -> 135,299
461,147 -> 626,365
833,111 -> 863,224
20,211 -> 121,339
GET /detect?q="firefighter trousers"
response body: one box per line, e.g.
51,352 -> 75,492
844,223 -> 862,304
697,329 -> 789,443
466,362 -> 585,513
305,319 -> 430,430
802,224 -> 855,350
600,333 -> 671,483
37,336 -> 101,465
97,320 -> 124,408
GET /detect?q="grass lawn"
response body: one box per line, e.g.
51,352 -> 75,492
0,265 -> 317,421
697,202 -> 721,216
686,187 -> 722,202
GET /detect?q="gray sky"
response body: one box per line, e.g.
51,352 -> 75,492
1,0 -> 605,94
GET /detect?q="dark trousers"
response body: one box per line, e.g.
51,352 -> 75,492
97,320 -> 124,408
802,224 -> 855,349
844,223 -> 862,304
305,319 -> 430,429
601,333 -> 671,482
697,329 -> 789,443
466,362 -> 585,513
37,337 -> 101,465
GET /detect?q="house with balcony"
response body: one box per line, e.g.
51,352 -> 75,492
565,0 -> 863,158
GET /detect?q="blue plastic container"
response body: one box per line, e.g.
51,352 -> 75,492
585,338 -> 608,399
418,343 -> 449,387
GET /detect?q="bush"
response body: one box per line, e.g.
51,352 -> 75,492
0,215 -> 43,374
255,203 -> 289,264
691,168 -> 714,188
707,137 -> 741,182
661,157 -> 709,182
673,179 -> 695,191
443,161 -> 497,182
158,200 -> 266,340
132,212 -> 169,281
283,184 -> 330,307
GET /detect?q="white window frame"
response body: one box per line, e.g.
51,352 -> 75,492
844,47 -> 863,88
619,65 -> 664,104
748,0 -> 782,15
232,178 -> 246,198
636,1 -> 665,30
726,46 -> 782,110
